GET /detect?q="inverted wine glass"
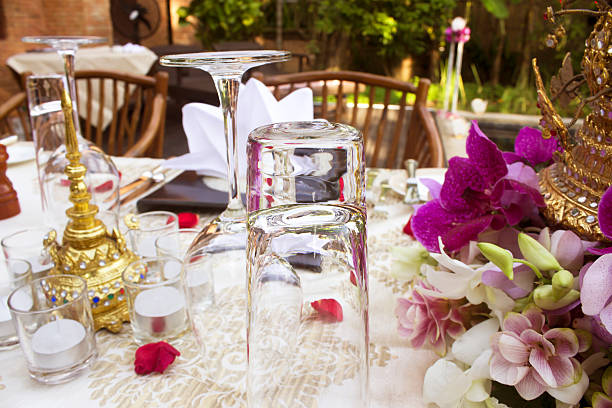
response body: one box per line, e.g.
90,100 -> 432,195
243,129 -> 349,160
159,50 -> 290,356
159,50 -> 291,236
22,36 -> 106,136
21,36 -> 121,234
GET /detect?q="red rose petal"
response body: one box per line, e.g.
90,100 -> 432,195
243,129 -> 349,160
402,215 -> 414,237
311,298 -> 343,322
265,177 -> 273,186
177,212 -> 199,228
339,177 -> 345,202
60,178 -> 71,187
151,317 -> 166,333
94,180 -> 114,193
350,270 -> 357,286
134,341 -> 180,375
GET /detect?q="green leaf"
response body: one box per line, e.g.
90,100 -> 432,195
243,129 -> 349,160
481,0 -> 509,19
477,242 -> 514,280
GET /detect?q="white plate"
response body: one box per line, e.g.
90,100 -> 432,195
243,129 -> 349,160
388,168 -> 447,201
6,143 -> 35,165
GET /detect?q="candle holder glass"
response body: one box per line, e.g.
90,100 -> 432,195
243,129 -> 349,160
2,227 -> 54,278
0,259 -> 32,349
155,229 -> 199,258
8,274 -> 97,384
124,211 -> 178,257
122,256 -> 188,344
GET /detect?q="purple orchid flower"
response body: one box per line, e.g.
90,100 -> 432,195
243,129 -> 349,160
502,127 -> 561,167
589,186 -> 612,255
482,263 -> 535,299
412,121 -> 546,253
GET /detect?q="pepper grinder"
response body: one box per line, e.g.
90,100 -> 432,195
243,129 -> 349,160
403,159 -> 420,205
0,144 -> 20,220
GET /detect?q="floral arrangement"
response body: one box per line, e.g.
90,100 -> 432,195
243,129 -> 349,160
394,121 -> 612,408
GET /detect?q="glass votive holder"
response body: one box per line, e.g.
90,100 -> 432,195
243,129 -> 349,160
2,227 -> 54,278
8,274 -> 97,384
125,211 -> 178,257
0,259 -> 32,349
122,256 -> 189,344
155,228 -> 199,258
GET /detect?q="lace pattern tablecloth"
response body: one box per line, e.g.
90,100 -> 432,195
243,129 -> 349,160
1,158 -> 438,408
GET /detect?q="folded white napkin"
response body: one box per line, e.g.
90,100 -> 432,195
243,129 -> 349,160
164,78 -> 314,179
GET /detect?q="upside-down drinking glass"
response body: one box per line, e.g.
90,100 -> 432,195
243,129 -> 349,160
22,36 -> 121,233
246,121 -> 369,407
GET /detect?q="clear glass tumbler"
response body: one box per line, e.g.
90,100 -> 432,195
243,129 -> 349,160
8,274 -> 97,384
246,121 -> 368,407
2,227 -> 54,278
155,228 -> 200,258
247,204 -> 369,407
25,74 -> 121,235
247,121 -> 366,212
0,259 -> 32,349
125,211 -> 178,257
25,74 -> 66,174
122,256 -> 189,344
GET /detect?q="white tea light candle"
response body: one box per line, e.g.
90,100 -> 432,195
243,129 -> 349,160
31,319 -> 89,369
134,286 -> 186,335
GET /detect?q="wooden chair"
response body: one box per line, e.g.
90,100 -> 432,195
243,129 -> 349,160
0,92 -> 30,140
260,71 -> 444,168
74,70 -> 168,158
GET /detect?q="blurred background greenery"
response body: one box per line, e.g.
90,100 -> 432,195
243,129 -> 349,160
177,0 -> 597,115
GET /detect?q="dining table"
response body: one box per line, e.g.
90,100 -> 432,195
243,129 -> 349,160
0,143 -> 443,407
6,45 -> 159,130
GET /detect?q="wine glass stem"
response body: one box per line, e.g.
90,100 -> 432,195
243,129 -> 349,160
214,75 -> 245,221
58,49 -> 82,137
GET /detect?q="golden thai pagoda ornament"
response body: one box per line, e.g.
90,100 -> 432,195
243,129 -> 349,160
534,3 -> 612,242
43,89 -> 138,332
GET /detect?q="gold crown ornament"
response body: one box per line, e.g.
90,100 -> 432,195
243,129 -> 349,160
43,89 -> 138,332
534,3 -> 612,242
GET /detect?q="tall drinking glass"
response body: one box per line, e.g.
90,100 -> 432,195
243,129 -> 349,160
246,121 -> 368,407
26,74 -> 66,174
21,36 -> 121,231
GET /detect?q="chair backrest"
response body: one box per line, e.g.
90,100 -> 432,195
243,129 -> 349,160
74,70 -> 168,158
261,70 -> 444,168
0,92 -> 30,140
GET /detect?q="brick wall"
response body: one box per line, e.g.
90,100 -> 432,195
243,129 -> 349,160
0,0 -> 113,101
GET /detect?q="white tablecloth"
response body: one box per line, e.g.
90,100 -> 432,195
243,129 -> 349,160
0,157 -> 439,407
7,45 -> 158,129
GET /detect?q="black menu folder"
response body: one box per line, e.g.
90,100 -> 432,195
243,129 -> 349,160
136,171 -> 242,213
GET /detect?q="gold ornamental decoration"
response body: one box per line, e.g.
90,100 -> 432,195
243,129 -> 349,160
43,89 -> 138,332
533,4 -> 612,242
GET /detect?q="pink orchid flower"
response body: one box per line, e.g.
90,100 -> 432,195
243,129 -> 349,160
490,306 -> 586,401
581,253 -> 612,337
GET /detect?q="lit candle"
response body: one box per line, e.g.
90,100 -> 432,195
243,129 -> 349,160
31,319 -> 89,369
134,286 -> 186,335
